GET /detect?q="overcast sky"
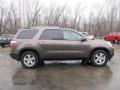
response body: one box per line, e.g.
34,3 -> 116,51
3,0 -> 108,20
41,0 -> 106,7
41,0 -> 106,12
4,0 -> 107,16
5,0 -> 106,9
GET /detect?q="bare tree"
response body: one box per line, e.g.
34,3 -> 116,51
0,0 -> 120,37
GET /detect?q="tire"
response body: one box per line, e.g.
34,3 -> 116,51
39,60 -> 45,66
90,50 -> 109,67
21,51 -> 39,69
114,40 -> 118,44
1,45 -> 5,48
118,41 -> 120,44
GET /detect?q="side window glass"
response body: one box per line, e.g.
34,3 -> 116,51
40,29 -> 63,40
63,30 -> 82,41
17,30 -> 38,39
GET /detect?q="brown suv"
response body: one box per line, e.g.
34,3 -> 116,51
10,26 -> 114,68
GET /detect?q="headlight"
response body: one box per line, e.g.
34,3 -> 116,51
107,41 -> 112,47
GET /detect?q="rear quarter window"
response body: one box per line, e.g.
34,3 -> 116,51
17,30 -> 38,39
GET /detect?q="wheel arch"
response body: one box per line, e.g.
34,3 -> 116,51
90,47 -> 110,59
19,48 -> 40,61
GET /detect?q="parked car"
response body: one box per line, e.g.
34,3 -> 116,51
104,32 -> 120,43
10,26 -> 114,68
79,32 -> 94,40
0,34 -> 14,47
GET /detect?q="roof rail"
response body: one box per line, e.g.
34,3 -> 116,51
31,26 -> 59,29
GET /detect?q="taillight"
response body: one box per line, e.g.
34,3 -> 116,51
10,41 -> 17,48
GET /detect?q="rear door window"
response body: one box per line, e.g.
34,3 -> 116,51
17,30 -> 38,39
40,29 -> 63,40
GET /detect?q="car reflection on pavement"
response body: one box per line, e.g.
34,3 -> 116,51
12,65 -> 112,90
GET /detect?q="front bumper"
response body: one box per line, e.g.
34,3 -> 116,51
109,47 -> 114,60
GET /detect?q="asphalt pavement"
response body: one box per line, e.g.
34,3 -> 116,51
0,44 -> 120,90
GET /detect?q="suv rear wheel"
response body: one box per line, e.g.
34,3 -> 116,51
91,50 -> 109,67
21,51 -> 39,69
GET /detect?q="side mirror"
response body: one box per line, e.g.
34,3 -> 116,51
81,37 -> 87,42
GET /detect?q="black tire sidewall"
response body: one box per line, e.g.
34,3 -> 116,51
1,45 -> 5,48
91,50 -> 109,67
21,51 -> 39,69
39,60 -> 45,66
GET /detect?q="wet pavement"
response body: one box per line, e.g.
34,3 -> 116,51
0,44 -> 120,90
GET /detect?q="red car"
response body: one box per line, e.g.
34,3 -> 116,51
104,32 -> 120,43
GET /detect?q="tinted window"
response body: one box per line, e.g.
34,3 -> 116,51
17,30 -> 38,39
40,29 -> 63,40
63,30 -> 82,41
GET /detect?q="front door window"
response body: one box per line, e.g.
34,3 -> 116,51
63,30 -> 82,41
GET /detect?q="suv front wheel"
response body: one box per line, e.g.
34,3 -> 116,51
91,50 -> 109,67
21,51 -> 39,69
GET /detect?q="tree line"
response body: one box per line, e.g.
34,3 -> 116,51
0,0 -> 120,37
